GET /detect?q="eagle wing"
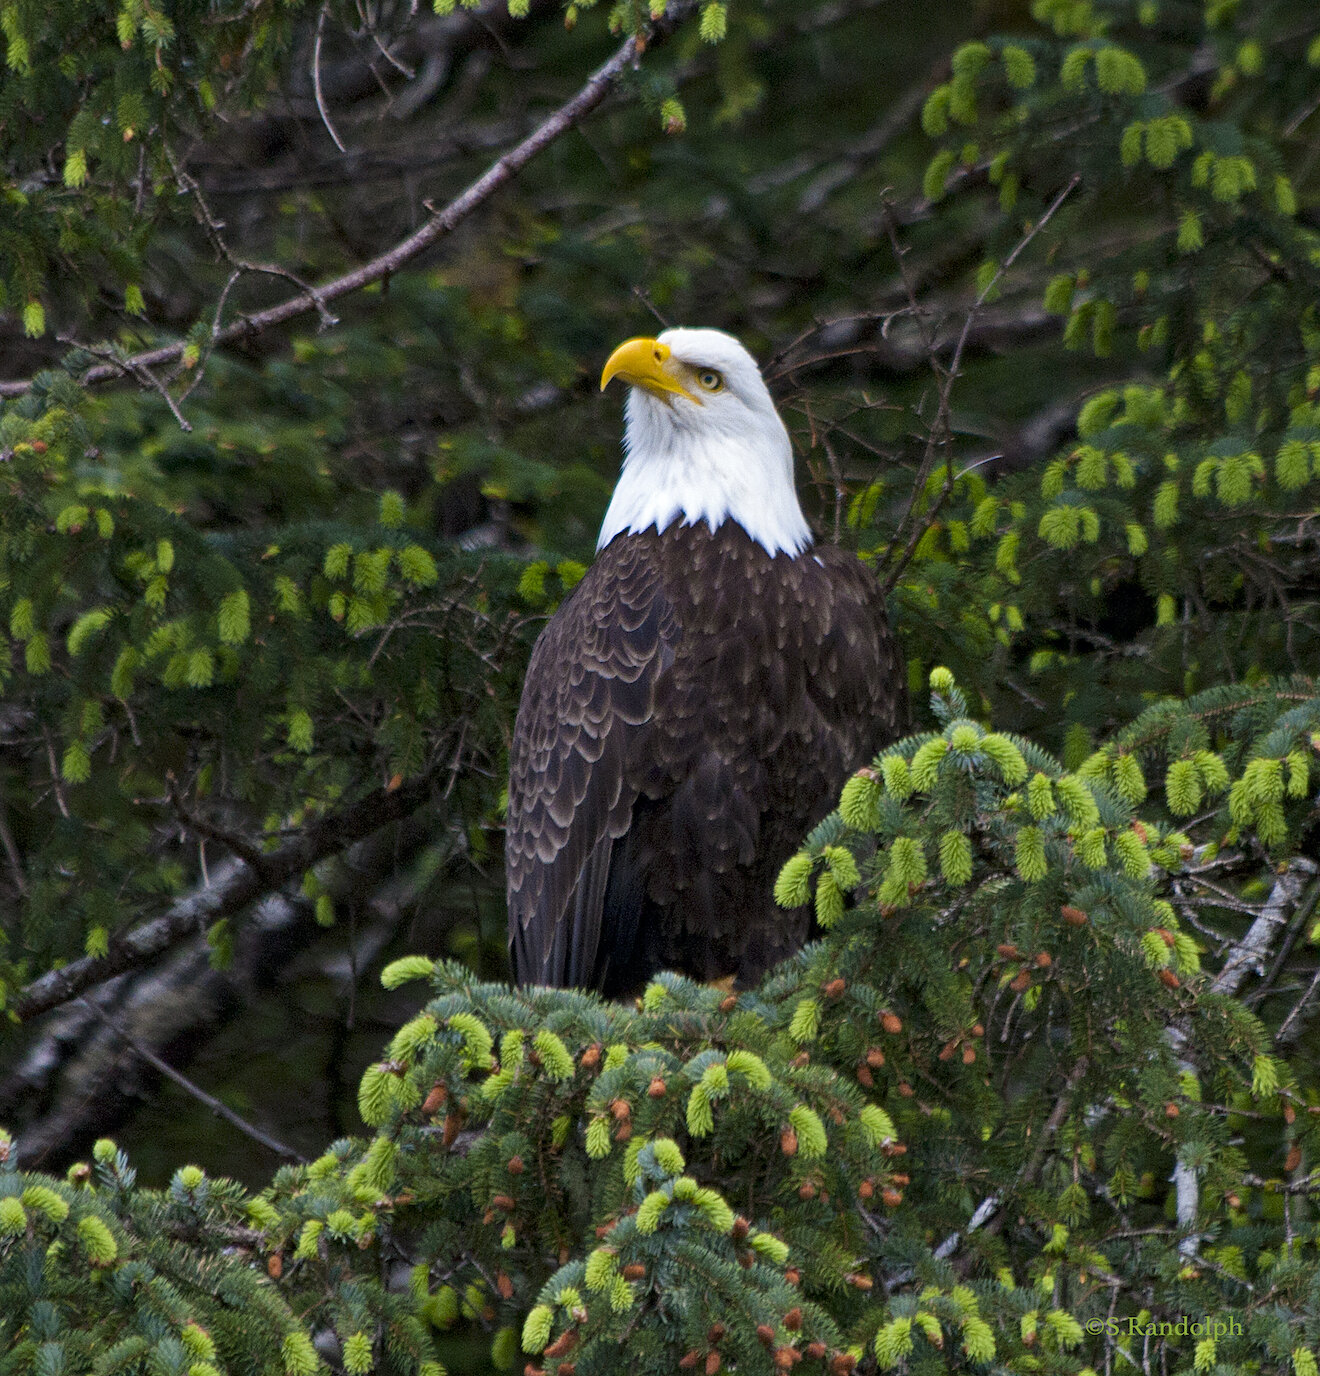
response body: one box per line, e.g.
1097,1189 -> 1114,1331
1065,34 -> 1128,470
505,538 -> 677,989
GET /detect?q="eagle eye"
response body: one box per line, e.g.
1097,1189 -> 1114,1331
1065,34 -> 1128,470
696,369 -> 724,393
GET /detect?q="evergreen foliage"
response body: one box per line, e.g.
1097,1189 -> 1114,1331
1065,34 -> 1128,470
901,0 -> 1320,734
4,667 -> 1318,1372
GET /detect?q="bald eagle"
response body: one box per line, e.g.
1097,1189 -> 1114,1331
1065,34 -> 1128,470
506,328 -> 905,996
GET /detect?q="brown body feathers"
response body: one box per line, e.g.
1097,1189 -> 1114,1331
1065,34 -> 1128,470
505,521 -> 904,996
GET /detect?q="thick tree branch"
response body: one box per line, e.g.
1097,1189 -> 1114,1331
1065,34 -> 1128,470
0,18 -> 681,400
1167,856 -> 1318,1250
12,760 -> 450,1022
3,812 -> 446,1167
1209,857 -> 1318,1000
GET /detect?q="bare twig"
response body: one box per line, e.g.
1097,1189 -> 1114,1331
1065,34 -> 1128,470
880,174 -> 1080,595
57,336 -> 194,432
0,802 -> 28,896
632,284 -> 671,328
966,1054 -> 1091,1241
80,998 -> 305,1162
1022,1053 -> 1091,1182
1242,1166 -> 1320,1196
42,729 -> 71,820
163,141 -> 341,357
371,29 -> 415,80
1278,961 -> 1320,1048
1,17 -> 687,400
166,773 -> 271,877
314,4 -> 350,153
1283,90 -> 1320,138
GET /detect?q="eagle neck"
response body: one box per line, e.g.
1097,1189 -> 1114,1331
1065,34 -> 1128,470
597,388 -> 813,559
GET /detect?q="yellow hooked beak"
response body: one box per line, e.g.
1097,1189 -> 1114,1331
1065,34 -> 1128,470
600,337 -> 701,405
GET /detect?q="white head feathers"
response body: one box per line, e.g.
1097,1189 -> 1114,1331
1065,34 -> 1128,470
596,327 -> 812,558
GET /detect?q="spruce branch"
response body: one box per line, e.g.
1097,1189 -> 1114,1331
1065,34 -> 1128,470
979,1053 -> 1091,1240
12,751 -> 457,1022
0,10 -> 691,401
5,816 -> 441,1164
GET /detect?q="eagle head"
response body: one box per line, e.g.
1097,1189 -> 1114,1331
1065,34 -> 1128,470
596,327 -> 812,559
